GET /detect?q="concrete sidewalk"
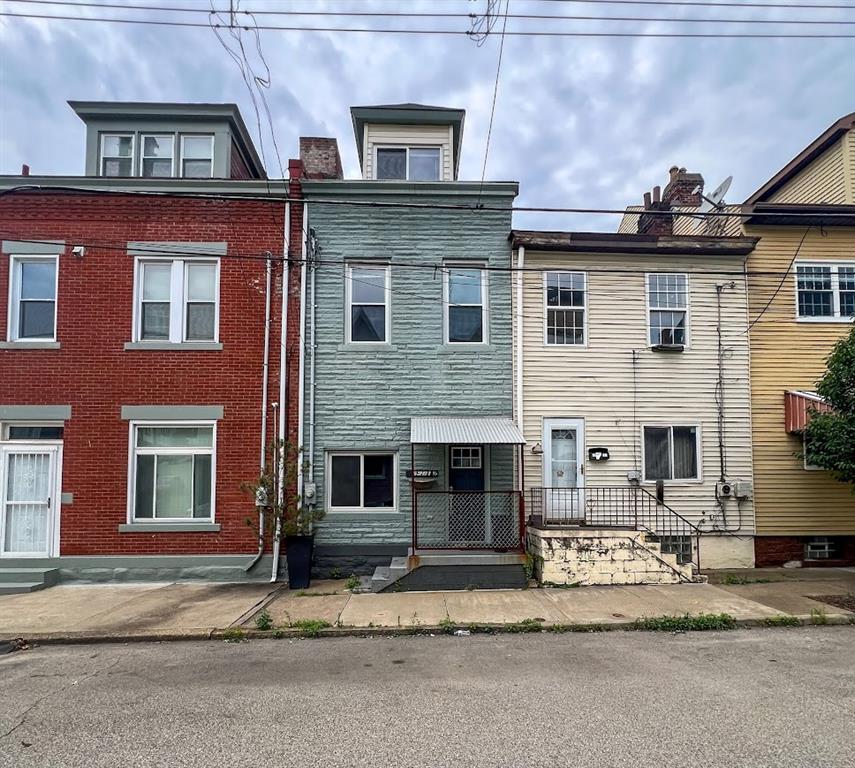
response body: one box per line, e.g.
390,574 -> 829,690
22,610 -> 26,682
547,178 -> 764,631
0,568 -> 853,643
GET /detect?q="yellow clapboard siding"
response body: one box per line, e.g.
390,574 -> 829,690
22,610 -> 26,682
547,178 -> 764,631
768,137 -> 848,205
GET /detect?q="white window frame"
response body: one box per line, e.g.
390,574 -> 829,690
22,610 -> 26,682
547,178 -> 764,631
443,262 -> 489,345
7,254 -> 59,342
99,133 -> 135,177
646,272 -> 690,348
325,451 -> 398,513
180,134 -> 215,179
543,271 -> 587,347
126,420 -> 217,523
132,257 -> 220,343
139,134 -> 175,178
373,145 -> 442,181
640,424 -> 702,483
344,262 -> 391,344
450,446 -> 482,469
794,261 -> 855,323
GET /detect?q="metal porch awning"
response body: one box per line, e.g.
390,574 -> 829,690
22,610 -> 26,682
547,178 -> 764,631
784,390 -> 832,434
409,417 -> 526,445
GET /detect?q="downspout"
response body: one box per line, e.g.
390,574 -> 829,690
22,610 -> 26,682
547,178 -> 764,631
296,203 -> 309,511
515,245 -> 525,492
308,221 -> 317,494
246,252 -> 272,572
270,201 -> 291,583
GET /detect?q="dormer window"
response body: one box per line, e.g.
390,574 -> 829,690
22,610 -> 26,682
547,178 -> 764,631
375,146 -> 440,181
100,134 -> 134,177
141,135 -> 174,178
181,135 -> 214,178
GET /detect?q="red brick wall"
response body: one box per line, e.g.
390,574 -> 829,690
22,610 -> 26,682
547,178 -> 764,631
755,535 -> 855,566
0,190 -> 297,556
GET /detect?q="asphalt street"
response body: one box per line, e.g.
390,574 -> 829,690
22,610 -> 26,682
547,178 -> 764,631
1,627 -> 853,767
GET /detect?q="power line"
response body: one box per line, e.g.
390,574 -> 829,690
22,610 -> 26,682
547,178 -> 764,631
489,0 -> 855,8
2,10 -> 854,36
478,0 -> 510,206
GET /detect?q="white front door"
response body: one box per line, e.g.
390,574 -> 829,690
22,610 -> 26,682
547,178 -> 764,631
0,446 -> 58,557
542,419 -> 584,522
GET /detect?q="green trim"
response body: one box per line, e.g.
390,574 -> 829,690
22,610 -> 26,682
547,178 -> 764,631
0,405 -> 71,420
123,342 -> 223,351
0,342 -> 61,350
127,241 -> 227,257
118,523 -> 221,533
302,180 -> 519,197
2,239 -> 64,254
120,405 -> 223,420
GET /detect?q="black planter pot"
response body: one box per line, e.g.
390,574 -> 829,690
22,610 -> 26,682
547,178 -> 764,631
285,534 -> 314,590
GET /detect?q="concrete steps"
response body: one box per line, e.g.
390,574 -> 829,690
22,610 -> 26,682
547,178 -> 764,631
0,568 -> 59,595
368,553 -> 527,593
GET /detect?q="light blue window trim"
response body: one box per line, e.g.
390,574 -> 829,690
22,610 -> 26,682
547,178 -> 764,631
121,405 -> 223,420
0,405 -> 71,420
3,240 -> 65,255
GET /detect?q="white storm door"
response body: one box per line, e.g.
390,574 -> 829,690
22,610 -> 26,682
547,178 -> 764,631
542,419 -> 584,522
0,446 -> 57,557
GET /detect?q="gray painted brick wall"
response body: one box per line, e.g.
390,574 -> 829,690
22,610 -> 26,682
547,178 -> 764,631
303,187 -> 516,546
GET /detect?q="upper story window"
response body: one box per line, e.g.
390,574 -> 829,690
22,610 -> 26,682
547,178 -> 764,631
796,263 -> 855,321
135,259 -> 219,343
7,256 -> 58,342
346,264 -> 390,343
181,135 -> 214,178
140,135 -> 174,178
545,271 -> 586,345
100,134 -> 134,177
375,146 -> 441,181
647,273 -> 689,346
643,425 -> 700,482
444,265 -> 487,344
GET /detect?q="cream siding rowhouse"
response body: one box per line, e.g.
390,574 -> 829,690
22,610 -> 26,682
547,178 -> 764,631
512,232 -> 759,568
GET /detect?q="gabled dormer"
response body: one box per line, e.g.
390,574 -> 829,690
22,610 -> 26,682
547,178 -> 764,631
69,101 -> 266,180
350,103 -> 465,181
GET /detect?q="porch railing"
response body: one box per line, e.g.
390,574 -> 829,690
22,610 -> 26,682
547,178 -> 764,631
414,490 -> 524,551
528,486 -> 702,568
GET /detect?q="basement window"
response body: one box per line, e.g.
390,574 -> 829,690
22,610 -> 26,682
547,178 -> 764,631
659,535 -> 693,565
805,537 -> 838,560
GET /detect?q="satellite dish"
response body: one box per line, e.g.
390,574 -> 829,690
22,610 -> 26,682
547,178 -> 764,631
699,175 -> 733,212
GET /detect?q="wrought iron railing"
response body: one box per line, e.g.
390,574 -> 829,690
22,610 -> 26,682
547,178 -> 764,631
528,486 -> 702,568
414,490 -> 524,551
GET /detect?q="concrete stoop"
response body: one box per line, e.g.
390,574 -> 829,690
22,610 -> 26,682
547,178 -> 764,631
527,527 -> 703,586
0,567 -> 60,595
366,553 -> 528,592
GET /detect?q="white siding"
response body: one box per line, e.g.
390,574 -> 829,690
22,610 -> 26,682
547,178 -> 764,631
363,123 -> 453,181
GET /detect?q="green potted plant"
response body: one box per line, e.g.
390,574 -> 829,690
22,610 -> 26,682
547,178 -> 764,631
243,439 -> 324,589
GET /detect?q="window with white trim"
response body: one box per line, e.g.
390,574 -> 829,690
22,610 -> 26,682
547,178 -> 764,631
8,255 -> 58,341
643,425 -> 699,481
346,264 -> 389,343
181,135 -> 214,178
545,271 -> 586,345
135,259 -> 219,343
100,134 -> 134,177
444,265 -> 487,344
140,135 -> 174,178
451,446 -> 481,469
2,423 -> 64,440
328,453 -> 396,511
130,424 -> 214,520
648,273 -> 688,346
375,146 -> 441,181
796,263 -> 855,320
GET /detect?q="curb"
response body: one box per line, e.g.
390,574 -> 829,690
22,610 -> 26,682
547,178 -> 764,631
2,613 -> 852,647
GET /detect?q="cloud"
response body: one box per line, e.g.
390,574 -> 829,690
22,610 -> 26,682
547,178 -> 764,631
1,0 -> 853,231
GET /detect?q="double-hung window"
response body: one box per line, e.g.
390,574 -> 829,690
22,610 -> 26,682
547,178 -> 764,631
8,256 -> 58,341
100,134 -> 134,177
135,259 -> 219,343
130,424 -> 214,521
643,425 -> 700,482
545,271 -> 586,345
328,452 -> 396,511
444,265 -> 487,344
796,263 -> 855,320
346,264 -> 390,343
375,147 -> 441,181
181,135 -> 214,178
648,273 -> 689,346
141,135 -> 174,178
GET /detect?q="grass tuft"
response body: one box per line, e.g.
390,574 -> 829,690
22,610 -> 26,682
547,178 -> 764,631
633,613 -> 737,632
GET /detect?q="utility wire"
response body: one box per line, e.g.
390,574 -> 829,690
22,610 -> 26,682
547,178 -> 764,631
2,11 -> 854,35
478,0 -> 510,206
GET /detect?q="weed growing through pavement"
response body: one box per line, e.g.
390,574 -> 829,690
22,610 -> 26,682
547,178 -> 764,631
632,613 -> 737,632
290,618 -> 332,637
506,618 -> 545,633
254,608 -> 273,631
810,608 -> 828,625
438,616 -> 456,634
721,574 -> 775,585
763,615 -> 802,627
222,628 -> 247,643
345,574 -> 361,591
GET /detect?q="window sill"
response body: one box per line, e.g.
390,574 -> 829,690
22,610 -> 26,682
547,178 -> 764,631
118,523 -> 221,533
0,341 -> 60,350
795,317 -> 853,324
435,343 -> 493,353
336,343 -> 398,352
326,509 -> 399,516
124,341 -> 223,351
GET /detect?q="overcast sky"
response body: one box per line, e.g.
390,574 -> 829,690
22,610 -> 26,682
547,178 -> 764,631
1,0 -> 853,231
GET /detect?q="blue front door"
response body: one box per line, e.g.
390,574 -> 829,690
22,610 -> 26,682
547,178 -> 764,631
448,446 -> 485,543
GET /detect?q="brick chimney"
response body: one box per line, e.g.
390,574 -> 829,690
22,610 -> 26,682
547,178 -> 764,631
637,184 -> 673,236
299,137 -> 343,180
663,165 -> 704,207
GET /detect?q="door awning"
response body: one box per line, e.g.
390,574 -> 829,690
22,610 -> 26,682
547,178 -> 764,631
410,417 -> 526,445
784,390 -> 832,433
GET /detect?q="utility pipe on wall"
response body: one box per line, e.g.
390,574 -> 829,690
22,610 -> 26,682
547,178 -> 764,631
308,224 -> 317,492
296,203 -> 309,509
515,245 -> 525,490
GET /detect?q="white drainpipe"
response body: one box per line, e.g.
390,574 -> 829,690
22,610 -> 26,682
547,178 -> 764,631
308,219 -> 317,493
296,203 -> 309,511
515,245 -> 525,489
